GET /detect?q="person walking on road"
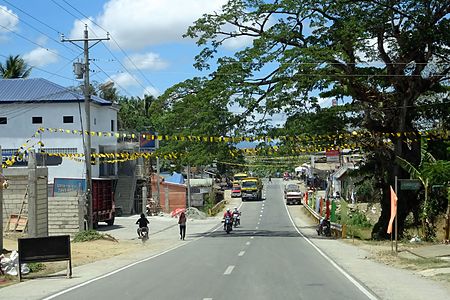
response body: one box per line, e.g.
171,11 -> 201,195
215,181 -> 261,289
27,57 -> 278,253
178,211 -> 187,240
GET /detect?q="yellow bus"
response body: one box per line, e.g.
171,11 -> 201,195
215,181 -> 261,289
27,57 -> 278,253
233,172 -> 248,182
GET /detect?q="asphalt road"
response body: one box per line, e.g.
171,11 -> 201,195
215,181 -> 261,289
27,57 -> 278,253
49,179 -> 375,300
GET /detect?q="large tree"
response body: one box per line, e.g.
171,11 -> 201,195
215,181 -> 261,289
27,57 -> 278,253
150,77 -> 238,171
185,0 -> 450,238
0,55 -> 32,78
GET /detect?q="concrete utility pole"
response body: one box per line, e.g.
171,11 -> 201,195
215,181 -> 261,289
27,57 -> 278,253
62,25 -> 109,230
187,163 -> 191,208
156,136 -> 163,212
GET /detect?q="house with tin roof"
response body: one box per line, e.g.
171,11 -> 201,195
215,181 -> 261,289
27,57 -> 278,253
0,78 -> 118,183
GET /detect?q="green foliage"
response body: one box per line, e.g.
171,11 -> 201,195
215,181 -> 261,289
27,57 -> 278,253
0,55 -> 32,78
117,95 -> 156,132
349,211 -> 372,228
73,230 -> 117,243
28,262 -> 46,273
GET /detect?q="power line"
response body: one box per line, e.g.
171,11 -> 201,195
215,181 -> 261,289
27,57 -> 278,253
0,3 -> 78,55
59,0 -> 159,95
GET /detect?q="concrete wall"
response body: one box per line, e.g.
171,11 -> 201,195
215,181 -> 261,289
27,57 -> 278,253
2,168 -> 83,237
2,168 -> 28,230
48,197 -> 84,236
34,168 -> 49,237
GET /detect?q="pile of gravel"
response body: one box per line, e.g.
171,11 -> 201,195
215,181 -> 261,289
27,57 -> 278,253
185,207 -> 207,220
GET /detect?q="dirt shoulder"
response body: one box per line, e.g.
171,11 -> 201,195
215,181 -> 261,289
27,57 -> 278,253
1,235 -> 138,287
290,205 -> 450,288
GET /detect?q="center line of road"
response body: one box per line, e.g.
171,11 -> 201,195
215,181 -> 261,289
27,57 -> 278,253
250,236 -> 254,239
255,226 -> 259,229
259,214 -> 263,217
238,251 -> 245,256
224,265 -> 235,275
246,241 -> 251,245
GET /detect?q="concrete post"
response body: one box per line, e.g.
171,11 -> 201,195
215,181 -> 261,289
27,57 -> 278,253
0,146 -> 3,252
164,185 -> 169,213
28,150 -> 37,237
142,186 -> 147,215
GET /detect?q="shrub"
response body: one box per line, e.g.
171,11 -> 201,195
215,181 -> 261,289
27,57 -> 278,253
73,230 -> 117,243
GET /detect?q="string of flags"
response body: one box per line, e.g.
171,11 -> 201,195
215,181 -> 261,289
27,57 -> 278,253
2,127 -> 449,169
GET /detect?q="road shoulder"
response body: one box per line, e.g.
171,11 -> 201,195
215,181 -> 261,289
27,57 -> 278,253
287,205 -> 450,300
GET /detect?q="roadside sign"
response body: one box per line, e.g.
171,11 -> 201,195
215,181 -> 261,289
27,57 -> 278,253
399,179 -> 421,191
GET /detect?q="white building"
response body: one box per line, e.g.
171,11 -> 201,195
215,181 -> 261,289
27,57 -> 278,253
0,78 -> 118,183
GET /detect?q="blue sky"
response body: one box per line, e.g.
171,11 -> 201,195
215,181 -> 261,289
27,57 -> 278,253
0,0 -> 339,127
0,0 -> 235,98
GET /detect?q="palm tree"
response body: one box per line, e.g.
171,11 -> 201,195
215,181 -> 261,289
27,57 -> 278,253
0,55 -> 32,78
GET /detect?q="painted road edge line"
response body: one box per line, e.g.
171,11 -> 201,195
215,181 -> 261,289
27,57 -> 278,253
283,204 -> 379,300
238,251 -> 245,256
44,201 -> 245,300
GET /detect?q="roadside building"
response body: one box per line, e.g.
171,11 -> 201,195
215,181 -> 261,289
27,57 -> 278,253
0,78 -> 118,184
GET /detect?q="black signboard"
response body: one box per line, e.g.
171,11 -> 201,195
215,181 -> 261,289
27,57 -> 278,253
18,235 -> 72,280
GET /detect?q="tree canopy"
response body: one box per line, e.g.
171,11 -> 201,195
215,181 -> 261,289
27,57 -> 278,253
184,0 -> 450,237
0,55 -> 32,79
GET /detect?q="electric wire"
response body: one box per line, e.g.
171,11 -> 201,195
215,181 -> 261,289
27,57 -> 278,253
60,0 -> 159,95
0,22 -> 72,62
0,3 -> 78,55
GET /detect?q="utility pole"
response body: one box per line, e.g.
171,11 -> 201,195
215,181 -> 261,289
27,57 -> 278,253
62,25 -> 109,230
156,136 -> 163,212
187,163 -> 191,208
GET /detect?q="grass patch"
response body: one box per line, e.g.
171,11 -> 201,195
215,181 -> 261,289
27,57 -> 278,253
73,230 -> 118,243
28,262 -> 46,273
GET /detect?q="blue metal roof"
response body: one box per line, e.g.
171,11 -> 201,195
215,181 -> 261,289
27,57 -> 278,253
0,78 -> 112,105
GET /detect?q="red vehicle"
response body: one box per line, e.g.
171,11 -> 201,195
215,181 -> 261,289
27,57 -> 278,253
92,179 -> 115,226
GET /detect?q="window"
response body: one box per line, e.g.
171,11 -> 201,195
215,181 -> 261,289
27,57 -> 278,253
32,116 -> 43,124
0,117 -> 6,124
63,116 -> 74,123
94,118 -> 97,125
111,120 -> 115,131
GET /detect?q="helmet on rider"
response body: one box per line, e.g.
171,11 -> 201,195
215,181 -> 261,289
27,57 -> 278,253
227,208 -> 231,212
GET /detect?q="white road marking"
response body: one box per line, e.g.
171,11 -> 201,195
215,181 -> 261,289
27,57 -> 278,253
257,222 -> 260,225
203,298 -> 213,300
250,236 -> 254,239
255,226 -> 259,229
43,203 -> 244,300
238,251 -> 245,256
246,241 -> 251,245
284,204 -> 378,300
259,214 -> 263,217
224,265 -> 235,275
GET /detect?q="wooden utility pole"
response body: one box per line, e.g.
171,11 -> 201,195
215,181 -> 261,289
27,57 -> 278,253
62,25 -> 109,229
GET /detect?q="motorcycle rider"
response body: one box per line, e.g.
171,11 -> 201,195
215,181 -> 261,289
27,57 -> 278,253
136,213 -> 150,238
223,208 -> 233,230
232,207 -> 241,226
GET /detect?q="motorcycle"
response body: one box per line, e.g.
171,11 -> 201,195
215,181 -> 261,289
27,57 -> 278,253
232,212 -> 241,227
223,216 -> 232,234
138,226 -> 149,242
317,219 -> 331,237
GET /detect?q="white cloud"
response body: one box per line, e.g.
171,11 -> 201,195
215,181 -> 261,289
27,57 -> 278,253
23,47 -> 59,67
0,5 -> 19,37
125,52 -> 168,71
96,0 -> 226,49
110,72 -> 138,87
142,86 -> 160,97
68,18 -> 106,40
317,97 -> 334,108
